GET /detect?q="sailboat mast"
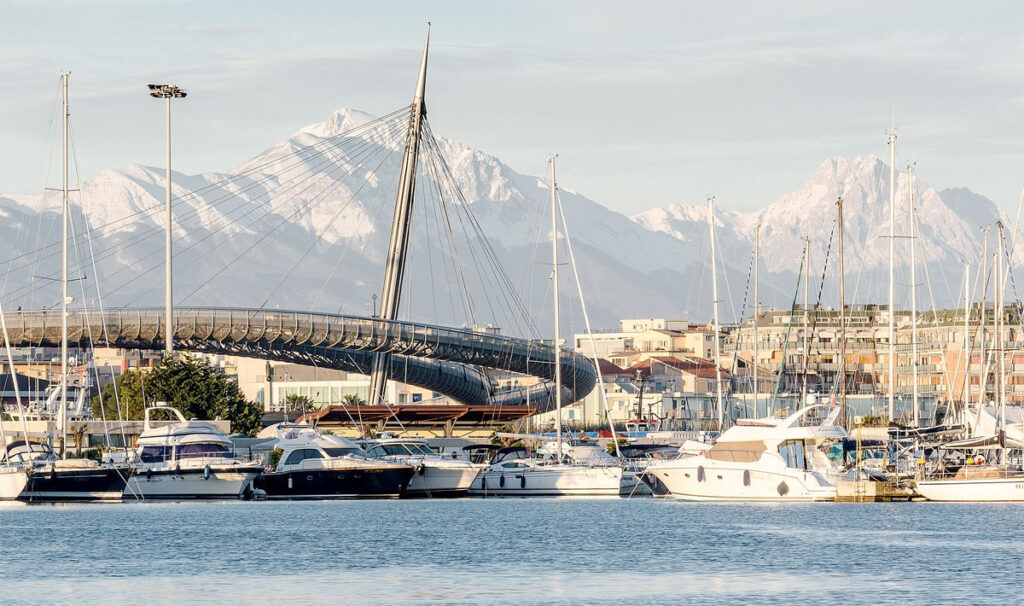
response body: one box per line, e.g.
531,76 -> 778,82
550,157 -> 563,462
753,223 -> 760,418
887,131 -> 897,422
996,223 -> 1007,444
60,72 -> 70,458
708,197 -> 724,429
908,163 -> 919,426
802,238 -> 810,405
837,198 -> 847,426
979,230 -> 989,413
962,263 -> 970,419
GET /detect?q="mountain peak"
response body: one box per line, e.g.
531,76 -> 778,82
298,108 -> 380,139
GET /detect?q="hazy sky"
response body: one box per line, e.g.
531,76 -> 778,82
1,0 -> 1021,214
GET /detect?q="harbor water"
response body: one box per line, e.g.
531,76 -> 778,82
1,499 -> 1020,605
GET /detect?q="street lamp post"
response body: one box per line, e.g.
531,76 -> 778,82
148,84 -> 187,357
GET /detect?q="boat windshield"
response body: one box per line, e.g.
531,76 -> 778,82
323,447 -> 362,458
407,443 -> 435,455
177,443 -> 234,460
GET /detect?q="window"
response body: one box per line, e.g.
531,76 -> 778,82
322,448 -> 359,457
778,440 -> 806,469
140,445 -> 171,463
176,443 -> 233,460
284,450 -> 306,465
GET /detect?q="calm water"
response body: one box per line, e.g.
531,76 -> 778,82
1,499 -> 1021,605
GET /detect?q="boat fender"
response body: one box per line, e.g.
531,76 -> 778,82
743,470 -> 751,487
481,476 -> 487,491
499,474 -> 505,488
697,466 -> 705,483
777,481 -> 789,496
520,475 -> 526,489
418,465 -> 426,475
146,468 -> 153,480
204,465 -> 211,480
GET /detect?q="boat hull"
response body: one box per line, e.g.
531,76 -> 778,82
468,466 -> 629,497
404,465 -> 481,498
257,466 -> 413,499
127,464 -> 261,499
915,477 -> 1024,502
648,461 -> 836,502
21,466 -> 132,502
0,468 -> 29,500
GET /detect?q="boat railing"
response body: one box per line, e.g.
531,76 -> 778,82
922,465 -> 1024,481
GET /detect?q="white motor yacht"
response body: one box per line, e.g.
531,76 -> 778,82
256,424 -> 414,499
467,440 -> 639,497
645,405 -> 848,502
361,438 -> 483,497
128,406 -> 263,499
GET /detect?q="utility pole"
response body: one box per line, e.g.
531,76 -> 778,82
148,83 -> 187,356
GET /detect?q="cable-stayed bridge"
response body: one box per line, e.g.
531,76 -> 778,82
2,308 -> 595,427
1,29 -> 598,431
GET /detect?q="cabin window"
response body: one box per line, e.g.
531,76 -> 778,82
283,449 -> 322,465
176,443 -> 233,460
322,448 -> 360,457
140,445 -> 171,463
778,440 -> 806,470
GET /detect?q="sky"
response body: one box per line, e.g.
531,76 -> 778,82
1,0 -> 1021,215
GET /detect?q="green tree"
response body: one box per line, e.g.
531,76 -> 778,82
283,393 -> 314,414
341,393 -> 366,407
91,354 -> 264,435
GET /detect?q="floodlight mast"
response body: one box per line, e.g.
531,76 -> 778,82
148,84 -> 187,356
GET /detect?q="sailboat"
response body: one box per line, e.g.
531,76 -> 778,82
0,74 -> 132,501
915,221 -> 1024,501
467,158 -> 632,497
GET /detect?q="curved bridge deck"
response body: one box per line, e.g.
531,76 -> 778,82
3,307 -> 595,416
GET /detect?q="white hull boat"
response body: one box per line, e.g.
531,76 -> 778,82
361,438 -> 483,497
469,462 -> 628,497
128,463 -> 260,499
0,466 -> 29,500
915,468 -> 1024,502
647,404 -> 847,502
130,406 -> 261,500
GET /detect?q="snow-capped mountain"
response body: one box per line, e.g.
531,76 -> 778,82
0,110 -> 1009,337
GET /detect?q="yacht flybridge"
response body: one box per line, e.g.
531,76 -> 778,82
128,406 -> 263,499
644,405 -> 848,502
257,424 -> 414,499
